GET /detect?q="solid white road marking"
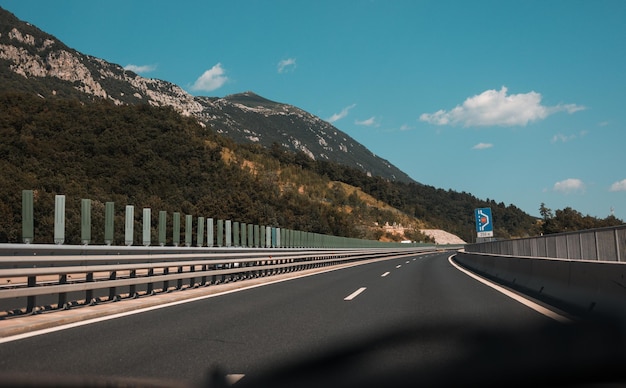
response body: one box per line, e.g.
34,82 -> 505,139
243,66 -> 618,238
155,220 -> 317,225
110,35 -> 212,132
448,255 -> 571,323
344,287 -> 367,301
381,272 -> 390,277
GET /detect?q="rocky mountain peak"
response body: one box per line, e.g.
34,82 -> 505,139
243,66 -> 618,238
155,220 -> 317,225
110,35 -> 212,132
0,6 -> 414,183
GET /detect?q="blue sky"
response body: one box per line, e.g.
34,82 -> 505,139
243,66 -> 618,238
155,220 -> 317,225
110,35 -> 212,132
2,0 -> 625,221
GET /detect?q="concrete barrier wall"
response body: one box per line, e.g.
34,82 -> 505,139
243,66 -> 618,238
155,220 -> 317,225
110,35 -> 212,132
466,225 -> 626,262
455,251 -> 626,319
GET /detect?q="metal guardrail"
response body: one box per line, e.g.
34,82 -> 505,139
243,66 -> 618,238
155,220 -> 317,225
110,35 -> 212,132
465,225 -> 626,262
0,245 -> 437,317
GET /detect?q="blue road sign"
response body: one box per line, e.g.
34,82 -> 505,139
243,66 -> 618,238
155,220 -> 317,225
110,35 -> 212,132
474,208 -> 494,237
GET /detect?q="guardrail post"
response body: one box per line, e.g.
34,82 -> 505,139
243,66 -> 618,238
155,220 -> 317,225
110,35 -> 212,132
81,199 -> 91,245
276,228 -> 281,248
22,190 -> 34,244
260,225 -> 266,248
125,205 -> 134,246
197,216 -> 204,247
189,264 -> 196,288
173,212 -> 180,247
254,224 -> 260,248
207,218 -> 214,247
27,276 -> 36,313
248,224 -> 253,248
129,270 -> 137,298
225,220 -> 232,247
142,208 -> 151,246
177,266 -> 183,289
241,223 -> 247,248
104,202 -> 114,245
615,228 -> 622,262
147,269 -> 154,295
54,195 -> 65,245
109,271 -> 117,301
158,211 -> 167,246
163,268 -> 170,292
201,262 -> 208,286
58,274 -> 67,309
86,273 -> 94,304
185,215 -> 193,247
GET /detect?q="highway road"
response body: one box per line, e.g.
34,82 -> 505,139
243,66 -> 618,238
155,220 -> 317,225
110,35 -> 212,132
0,251 -> 620,387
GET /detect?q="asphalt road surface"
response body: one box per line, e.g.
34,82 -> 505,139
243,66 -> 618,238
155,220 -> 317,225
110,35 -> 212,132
2,251 -> 617,387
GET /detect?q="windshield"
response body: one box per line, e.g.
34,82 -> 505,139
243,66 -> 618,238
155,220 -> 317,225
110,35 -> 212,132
0,1 -> 624,387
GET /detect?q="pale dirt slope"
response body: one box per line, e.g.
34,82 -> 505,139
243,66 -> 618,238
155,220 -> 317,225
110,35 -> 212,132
420,229 -> 466,245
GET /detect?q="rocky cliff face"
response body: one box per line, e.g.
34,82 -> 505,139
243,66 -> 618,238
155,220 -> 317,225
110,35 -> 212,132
0,7 -> 414,183
194,92 -> 411,181
0,17 -> 202,114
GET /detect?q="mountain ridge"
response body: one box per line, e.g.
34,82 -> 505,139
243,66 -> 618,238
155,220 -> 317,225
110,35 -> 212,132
4,6 -> 572,244
0,7 -> 413,183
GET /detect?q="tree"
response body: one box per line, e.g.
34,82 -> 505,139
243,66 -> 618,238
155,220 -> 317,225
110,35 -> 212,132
539,202 -> 553,221
539,203 -> 624,235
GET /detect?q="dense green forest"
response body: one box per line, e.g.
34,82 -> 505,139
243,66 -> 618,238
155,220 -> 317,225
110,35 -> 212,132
0,92 -> 621,245
245,145 -> 540,241
0,93 -> 365,244
538,203 -> 622,235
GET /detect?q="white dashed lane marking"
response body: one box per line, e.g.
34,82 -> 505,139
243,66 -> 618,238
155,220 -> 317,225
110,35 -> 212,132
344,287 -> 367,301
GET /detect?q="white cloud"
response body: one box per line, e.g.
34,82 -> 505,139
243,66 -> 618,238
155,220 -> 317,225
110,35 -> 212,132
610,179 -> 626,192
355,116 -> 377,126
551,130 -> 588,143
551,133 -> 576,143
553,178 -> 585,194
419,86 -> 585,127
472,142 -> 493,150
124,64 -> 157,74
399,124 -> 413,131
277,58 -> 296,73
191,63 -> 228,92
327,104 -> 356,123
